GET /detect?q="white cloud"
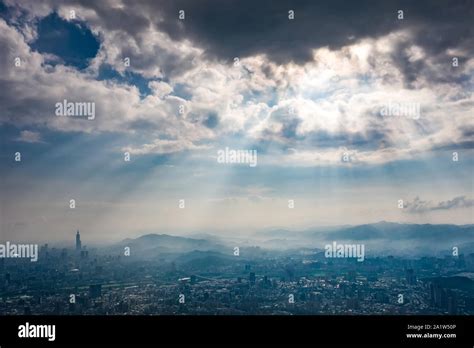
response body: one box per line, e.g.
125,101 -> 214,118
16,130 -> 43,143
0,3 -> 473,165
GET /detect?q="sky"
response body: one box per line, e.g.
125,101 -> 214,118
0,0 -> 473,243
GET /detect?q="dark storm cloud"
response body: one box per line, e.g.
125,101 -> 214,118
11,0 -> 462,58
5,0 -> 472,82
70,0 -> 151,37
150,0 -> 398,64
59,0 -> 472,84
142,0 -> 474,64
391,0 -> 473,87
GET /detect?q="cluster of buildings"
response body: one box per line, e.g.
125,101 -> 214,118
1,233 -> 473,315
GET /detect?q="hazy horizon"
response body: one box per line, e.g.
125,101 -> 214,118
3,220 -> 474,246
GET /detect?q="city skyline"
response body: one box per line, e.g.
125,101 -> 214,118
2,226 -> 473,316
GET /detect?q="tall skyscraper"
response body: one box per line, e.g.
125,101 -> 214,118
405,269 -> 416,285
249,272 -> 256,285
75,230 -> 82,252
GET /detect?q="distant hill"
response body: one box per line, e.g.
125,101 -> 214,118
108,222 -> 474,259
112,234 -> 226,259
256,225 -> 347,239
321,222 -> 474,242
253,222 -> 474,256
